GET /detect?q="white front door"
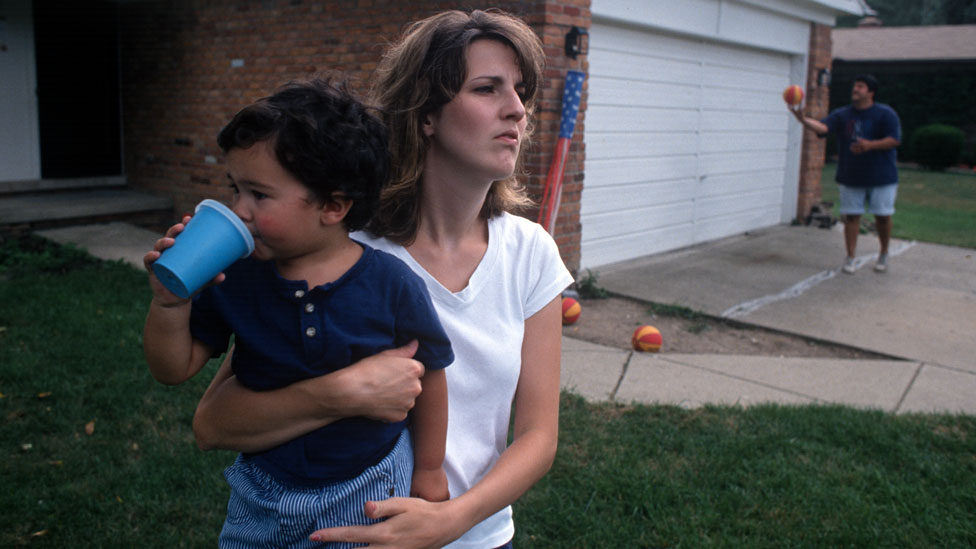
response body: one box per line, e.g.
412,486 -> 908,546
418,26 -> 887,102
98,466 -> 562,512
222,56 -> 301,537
0,0 -> 41,182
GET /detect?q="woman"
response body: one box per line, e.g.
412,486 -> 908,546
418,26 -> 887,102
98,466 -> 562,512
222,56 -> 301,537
193,9 -> 573,548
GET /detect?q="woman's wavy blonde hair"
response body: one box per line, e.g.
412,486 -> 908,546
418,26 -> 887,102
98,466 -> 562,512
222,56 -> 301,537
367,9 -> 545,244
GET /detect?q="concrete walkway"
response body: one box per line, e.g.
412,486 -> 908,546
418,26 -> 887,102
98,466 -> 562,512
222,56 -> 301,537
37,221 -> 976,415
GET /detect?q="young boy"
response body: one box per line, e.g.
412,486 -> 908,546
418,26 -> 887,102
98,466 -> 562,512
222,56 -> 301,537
142,79 -> 453,546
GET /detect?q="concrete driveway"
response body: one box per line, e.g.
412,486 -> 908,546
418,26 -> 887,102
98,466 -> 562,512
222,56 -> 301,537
591,224 -> 976,411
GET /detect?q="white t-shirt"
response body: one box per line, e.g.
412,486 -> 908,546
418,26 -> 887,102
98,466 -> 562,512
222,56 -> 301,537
353,212 -> 573,548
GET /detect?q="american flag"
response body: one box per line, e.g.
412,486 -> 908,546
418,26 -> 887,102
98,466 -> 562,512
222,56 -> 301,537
539,70 -> 586,234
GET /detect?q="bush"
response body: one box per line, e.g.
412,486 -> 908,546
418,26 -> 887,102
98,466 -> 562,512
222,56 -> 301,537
962,141 -> 976,168
911,124 -> 965,170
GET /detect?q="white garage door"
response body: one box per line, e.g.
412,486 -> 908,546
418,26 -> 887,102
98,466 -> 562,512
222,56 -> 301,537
581,22 -> 796,269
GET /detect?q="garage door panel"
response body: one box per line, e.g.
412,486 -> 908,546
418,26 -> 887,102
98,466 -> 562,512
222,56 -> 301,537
586,155 -> 699,187
698,170 -> 783,198
696,188 -> 783,219
700,150 -> 786,175
700,132 -> 786,154
582,178 -> 698,215
703,42 -> 792,74
582,225 -> 696,269
701,87 -> 787,113
586,105 -> 699,133
694,208 -> 780,243
588,77 -> 700,109
587,131 -> 699,159
589,49 -> 702,85
702,65 -> 784,91
700,110 -> 786,132
593,23 -> 703,61
585,201 -> 694,238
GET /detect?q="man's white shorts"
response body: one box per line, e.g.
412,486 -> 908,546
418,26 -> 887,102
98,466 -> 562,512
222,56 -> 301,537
838,183 -> 897,216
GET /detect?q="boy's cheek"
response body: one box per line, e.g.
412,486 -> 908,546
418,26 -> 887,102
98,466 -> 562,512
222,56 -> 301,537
252,214 -> 280,238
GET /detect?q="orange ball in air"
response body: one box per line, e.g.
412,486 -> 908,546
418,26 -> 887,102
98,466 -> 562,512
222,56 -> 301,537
562,297 -> 581,325
783,84 -> 804,106
632,325 -> 662,352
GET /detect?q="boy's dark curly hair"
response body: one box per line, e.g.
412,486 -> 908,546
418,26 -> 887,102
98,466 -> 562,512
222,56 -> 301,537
217,78 -> 389,231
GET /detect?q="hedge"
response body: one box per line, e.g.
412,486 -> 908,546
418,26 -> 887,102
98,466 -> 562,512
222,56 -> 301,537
910,124 -> 965,170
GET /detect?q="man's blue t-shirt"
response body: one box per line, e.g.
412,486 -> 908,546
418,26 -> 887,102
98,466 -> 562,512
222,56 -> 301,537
189,243 -> 453,486
821,103 -> 901,188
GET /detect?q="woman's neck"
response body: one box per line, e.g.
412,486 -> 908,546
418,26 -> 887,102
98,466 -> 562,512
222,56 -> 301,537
406,169 -> 492,292
416,167 -> 492,248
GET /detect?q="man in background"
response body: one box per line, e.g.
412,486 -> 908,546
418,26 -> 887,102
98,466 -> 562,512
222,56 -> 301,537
791,74 -> 901,273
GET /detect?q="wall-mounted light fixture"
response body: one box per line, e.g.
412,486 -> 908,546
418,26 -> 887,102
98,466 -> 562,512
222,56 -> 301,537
817,68 -> 831,87
565,26 -> 588,59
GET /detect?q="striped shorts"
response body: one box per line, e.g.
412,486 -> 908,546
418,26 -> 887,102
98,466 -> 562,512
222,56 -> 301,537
218,429 -> 413,548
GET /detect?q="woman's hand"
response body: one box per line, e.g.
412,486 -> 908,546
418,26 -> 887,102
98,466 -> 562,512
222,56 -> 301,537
341,340 -> 425,423
309,498 -> 464,549
193,340 -> 425,452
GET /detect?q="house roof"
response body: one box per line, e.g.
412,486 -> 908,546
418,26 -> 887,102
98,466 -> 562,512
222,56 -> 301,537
832,25 -> 976,62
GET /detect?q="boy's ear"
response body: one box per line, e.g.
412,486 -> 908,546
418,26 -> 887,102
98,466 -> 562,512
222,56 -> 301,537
320,194 -> 353,226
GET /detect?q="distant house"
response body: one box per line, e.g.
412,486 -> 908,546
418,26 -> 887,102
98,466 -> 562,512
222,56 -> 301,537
1,0 -> 867,273
833,24 -> 976,66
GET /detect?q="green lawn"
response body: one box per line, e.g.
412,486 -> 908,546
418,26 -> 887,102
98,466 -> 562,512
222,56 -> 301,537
820,163 -> 976,249
2,236 -> 974,547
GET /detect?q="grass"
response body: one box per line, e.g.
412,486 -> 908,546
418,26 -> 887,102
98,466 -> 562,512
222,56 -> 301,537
576,268 -> 610,299
2,235 -> 975,546
515,395 -> 976,548
820,162 -> 976,249
0,235 -> 233,546
647,303 -> 711,334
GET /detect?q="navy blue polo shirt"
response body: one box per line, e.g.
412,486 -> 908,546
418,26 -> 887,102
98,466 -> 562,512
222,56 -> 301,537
821,103 -> 901,188
189,243 -> 453,486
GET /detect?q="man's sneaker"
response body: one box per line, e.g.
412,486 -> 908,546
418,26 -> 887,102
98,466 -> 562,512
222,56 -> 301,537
874,253 -> 888,273
842,256 -> 856,274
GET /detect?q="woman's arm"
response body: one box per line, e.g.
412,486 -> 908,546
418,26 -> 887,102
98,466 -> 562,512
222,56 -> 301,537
192,340 -> 426,453
309,296 -> 563,548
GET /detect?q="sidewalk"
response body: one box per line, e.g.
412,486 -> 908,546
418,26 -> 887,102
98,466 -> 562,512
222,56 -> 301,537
37,221 -> 976,415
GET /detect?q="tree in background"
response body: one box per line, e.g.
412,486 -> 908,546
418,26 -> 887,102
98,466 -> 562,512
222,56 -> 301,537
837,0 -> 976,27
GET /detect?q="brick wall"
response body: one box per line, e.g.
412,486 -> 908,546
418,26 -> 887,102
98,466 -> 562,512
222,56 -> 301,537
118,0 -> 589,273
796,22 -> 833,221
522,0 -> 589,274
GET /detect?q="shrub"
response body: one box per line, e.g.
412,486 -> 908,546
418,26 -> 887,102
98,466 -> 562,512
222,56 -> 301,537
910,124 -> 965,170
962,141 -> 976,167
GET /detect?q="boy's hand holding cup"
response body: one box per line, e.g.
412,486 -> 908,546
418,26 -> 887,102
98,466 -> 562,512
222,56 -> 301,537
145,199 -> 254,304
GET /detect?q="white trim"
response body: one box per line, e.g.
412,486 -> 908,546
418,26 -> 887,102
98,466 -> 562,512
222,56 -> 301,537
592,0 -> 853,54
737,0 -> 866,24
782,51 -> 809,223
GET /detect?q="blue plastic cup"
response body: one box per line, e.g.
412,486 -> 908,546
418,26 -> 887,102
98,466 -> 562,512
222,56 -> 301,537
152,199 -> 254,298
